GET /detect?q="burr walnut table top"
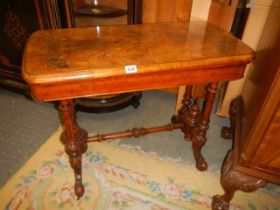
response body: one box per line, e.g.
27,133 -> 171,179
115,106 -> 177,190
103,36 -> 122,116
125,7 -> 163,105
22,21 -> 254,101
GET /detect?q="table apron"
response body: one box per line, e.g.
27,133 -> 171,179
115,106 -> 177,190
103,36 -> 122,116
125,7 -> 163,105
29,65 -> 246,101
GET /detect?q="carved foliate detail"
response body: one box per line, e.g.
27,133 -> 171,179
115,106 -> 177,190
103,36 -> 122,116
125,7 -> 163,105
212,151 -> 267,210
182,101 -> 201,141
212,195 -> 230,210
183,101 -> 201,127
179,95 -> 193,117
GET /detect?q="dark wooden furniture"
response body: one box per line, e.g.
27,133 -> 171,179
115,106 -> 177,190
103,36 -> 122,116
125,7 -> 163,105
212,11 -> 280,210
0,0 -> 142,112
0,0 -> 40,92
22,21 -> 254,199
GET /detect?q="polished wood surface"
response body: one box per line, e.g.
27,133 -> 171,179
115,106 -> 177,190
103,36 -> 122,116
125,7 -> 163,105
142,0 -> 193,95
67,0 -> 143,113
22,20 -> 254,200
23,21 -> 254,101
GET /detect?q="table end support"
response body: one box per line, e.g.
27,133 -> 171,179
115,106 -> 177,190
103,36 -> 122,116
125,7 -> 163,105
177,83 -> 219,171
59,99 -> 88,199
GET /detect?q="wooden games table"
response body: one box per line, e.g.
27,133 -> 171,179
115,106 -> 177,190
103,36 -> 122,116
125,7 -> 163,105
22,21 -> 254,201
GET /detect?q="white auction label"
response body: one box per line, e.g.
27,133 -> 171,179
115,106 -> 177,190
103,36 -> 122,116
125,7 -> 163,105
125,65 -> 138,74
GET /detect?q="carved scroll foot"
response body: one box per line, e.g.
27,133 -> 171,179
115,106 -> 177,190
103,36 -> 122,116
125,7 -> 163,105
59,99 -> 88,199
178,84 -> 218,171
212,195 -> 231,210
195,156 -> 208,171
212,151 -> 267,210
193,148 -> 208,171
192,120 -> 209,171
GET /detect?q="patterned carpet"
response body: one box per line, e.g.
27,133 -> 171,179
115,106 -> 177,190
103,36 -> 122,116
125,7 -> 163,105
1,130 -> 280,210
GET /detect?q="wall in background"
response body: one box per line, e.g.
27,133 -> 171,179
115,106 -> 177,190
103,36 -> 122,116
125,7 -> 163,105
217,0 -> 280,117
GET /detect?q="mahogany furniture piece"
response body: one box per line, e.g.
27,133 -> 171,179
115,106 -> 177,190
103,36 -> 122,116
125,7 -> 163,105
22,21 -> 254,199
212,12 -> 280,210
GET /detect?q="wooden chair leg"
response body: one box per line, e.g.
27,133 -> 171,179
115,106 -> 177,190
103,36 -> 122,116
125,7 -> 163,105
58,99 -> 88,199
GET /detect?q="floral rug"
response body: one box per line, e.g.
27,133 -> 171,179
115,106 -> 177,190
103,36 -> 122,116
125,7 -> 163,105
0,129 -> 279,210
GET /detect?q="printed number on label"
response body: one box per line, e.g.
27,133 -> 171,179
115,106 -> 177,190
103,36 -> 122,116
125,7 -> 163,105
125,65 -> 138,74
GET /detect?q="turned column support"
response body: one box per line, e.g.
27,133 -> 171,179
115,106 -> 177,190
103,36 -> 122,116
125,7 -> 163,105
58,99 -> 88,199
212,151 -> 267,210
193,82 -> 218,170
179,83 -> 218,171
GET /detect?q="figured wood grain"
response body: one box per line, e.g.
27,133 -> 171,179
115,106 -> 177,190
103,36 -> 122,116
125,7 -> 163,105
22,21 -> 254,101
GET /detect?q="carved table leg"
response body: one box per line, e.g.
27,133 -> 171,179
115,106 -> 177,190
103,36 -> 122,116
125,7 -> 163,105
59,99 -> 88,199
212,151 -> 267,210
177,83 -> 218,171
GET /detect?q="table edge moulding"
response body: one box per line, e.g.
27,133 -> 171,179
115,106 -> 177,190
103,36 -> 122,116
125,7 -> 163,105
22,20 -> 255,206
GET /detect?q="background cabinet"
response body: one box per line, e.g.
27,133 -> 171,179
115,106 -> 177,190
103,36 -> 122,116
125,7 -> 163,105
217,0 -> 280,117
0,0 -> 40,91
213,7 -> 280,209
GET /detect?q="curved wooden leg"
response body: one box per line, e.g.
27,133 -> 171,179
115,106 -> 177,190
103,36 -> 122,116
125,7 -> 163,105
59,99 -> 88,199
192,119 -> 208,171
212,151 -> 267,210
